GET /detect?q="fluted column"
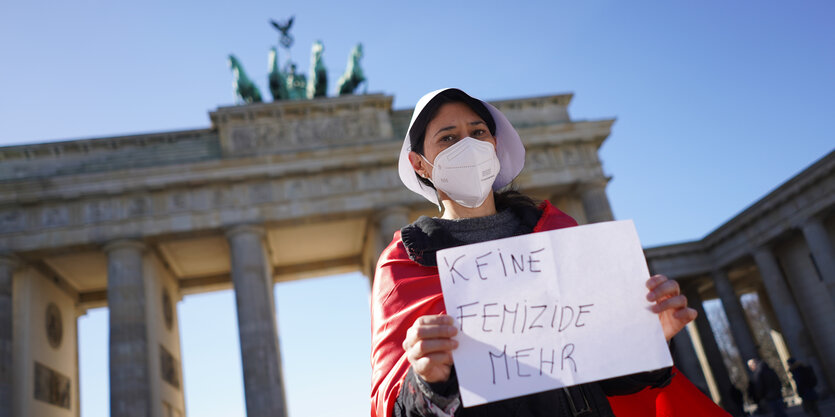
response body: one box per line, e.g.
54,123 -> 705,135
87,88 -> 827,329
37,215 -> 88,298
684,286 -> 735,408
801,218 -> 835,283
579,181 -> 614,223
226,225 -> 286,417
0,256 -> 18,417
711,269 -> 759,362
784,221 -> 835,390
377,207 -> 410,260
366,207 -> 410,284
105,240 -> 151,417
671,324 -> 709,393
752,248 -> 811,360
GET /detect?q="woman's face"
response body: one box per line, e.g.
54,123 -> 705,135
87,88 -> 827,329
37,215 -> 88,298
410,101 -> 497,179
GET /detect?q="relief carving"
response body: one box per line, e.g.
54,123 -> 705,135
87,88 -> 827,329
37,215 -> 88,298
169,192 -> 189,211
34,362 -> 71,409
230,125 -> 257,152
126,196 -> 151,218
283,179 -> 307,200
162,288 -> 173,331
225,113 -> 381,155
0,209 -> 25,232
46,302 -> 63,349
550,148 -> 565,169
84,200 -> 115,223
526,149 -> 554,171
562,147 -> 581,166
159,345 -> 181,389
321,175 -> 353,195
42,207 -> 69,228
212,187 -> 237,208
249,182 -> 274,204
356,168 -> 395,191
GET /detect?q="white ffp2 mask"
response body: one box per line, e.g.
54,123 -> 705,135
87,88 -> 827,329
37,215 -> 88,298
421,137 -> 501,208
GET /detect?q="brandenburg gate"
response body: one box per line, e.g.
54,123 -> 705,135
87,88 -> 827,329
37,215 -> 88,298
2,92 -> 833,417
0,92 -> 618,417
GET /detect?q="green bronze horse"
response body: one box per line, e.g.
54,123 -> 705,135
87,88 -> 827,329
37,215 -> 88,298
228,54 -> 263,104
268,47 -> 288,101
307,40 -> 328,99
337,43 -> 366,95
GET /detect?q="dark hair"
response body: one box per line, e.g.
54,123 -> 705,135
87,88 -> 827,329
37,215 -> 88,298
408,89 -> 496,189
408,89 -> 538,212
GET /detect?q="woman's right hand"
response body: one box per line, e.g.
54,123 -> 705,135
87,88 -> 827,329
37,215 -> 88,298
402,314 -> 459,383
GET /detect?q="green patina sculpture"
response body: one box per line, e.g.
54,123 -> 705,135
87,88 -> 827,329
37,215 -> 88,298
285,63 -> 307,100
228,16 -> 369,104
307,40 -> 328,99
337,43 -> 366,96
228,54 -> 263,104
268,47 -> 288,101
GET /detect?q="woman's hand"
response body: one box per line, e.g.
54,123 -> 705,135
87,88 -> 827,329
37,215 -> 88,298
402,314 -> 459,383
646,274 -> 698,341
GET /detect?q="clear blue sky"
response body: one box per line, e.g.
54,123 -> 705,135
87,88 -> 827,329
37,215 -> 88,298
2,1 -> 833,416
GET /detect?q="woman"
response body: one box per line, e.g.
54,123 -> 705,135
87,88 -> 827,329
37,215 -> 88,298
370,88 -> 717,417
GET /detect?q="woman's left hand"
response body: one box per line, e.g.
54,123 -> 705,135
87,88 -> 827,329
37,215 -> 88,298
646,274 -> 698,341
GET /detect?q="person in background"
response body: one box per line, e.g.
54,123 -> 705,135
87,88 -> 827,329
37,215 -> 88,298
747,358 -> 786,417
727,384 -> 747,416
787,358 -> 821,417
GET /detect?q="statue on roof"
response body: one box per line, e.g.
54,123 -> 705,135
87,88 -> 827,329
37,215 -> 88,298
270,16 -> 295,49
307,40 -> 328,99
227,16 -> 369,104
268,47 -> 288,101
285,63 -> 307,100
228,54 -> 263,104
337,43 -> 366,96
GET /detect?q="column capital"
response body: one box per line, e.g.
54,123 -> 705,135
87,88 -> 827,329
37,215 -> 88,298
103,239 -> 146,254
710,267 -> 728,278
799,214 -> 835,283
752,245 -> 776,261
225,224 -> 266,239
801,215 -> 825,228
576,177 -> 611,191
577,178 -> 615,223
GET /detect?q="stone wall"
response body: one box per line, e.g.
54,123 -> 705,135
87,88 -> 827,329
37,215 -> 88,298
12,267 -> 79,417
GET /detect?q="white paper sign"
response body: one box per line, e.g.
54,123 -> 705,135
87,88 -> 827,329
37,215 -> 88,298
437,220 -> 672,407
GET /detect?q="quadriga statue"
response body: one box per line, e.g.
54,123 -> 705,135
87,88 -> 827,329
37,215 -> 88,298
337,43 -> 366,95
228,54 -> 263,104
268,47 -> 288,101
307,40 -> 327,99
285,63 -> 307,100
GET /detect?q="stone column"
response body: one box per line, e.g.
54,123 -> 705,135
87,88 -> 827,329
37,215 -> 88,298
365,207 -> 410,284
105,240 -> 151,417
377,207 -> 410,260
784,224 -> 835,390
684,286 -> 735,408
752,248 -> 811,361
0,256 -> 18,417
226,225 -> 287,417
711,269 -> 759,362
801,218 -> 835,283
671,325 -> 709,393
579,181 -> 614,223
